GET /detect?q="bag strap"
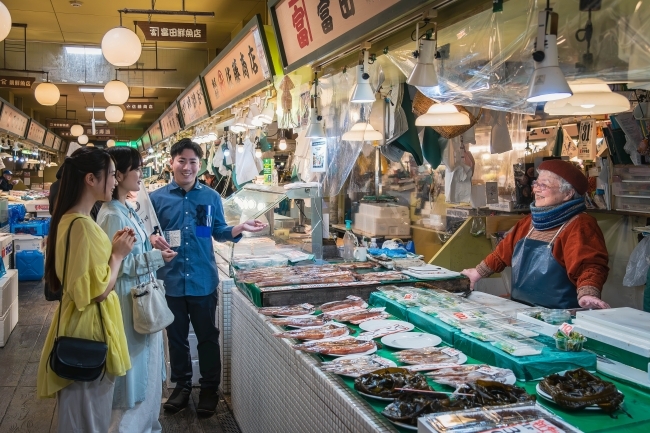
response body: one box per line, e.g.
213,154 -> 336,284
54,217 -> 108,345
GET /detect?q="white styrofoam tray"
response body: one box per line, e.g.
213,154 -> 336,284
576,307 -> 650,341
466,291 -> 530,315
573,319 -> 650,359
0,298 -> 18,347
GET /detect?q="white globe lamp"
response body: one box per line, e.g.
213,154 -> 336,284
34,82 -> 60,106
105,105 -> 124,123
86,143 -> 94,147
106,139 -> 116,147
0,1 -> 12,42
103,80 -> 130,105
101,27 -> 142,67
70,124 -> 84,137
78,134 -> 89,145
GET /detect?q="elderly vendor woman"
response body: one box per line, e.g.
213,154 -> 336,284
462,160 -> 609,310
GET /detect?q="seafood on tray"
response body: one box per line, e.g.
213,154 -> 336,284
318,297 -> 367,313
426,364 -> 515,387
395,346 -> 464,365
292,336 -> 376,356
539,368 -> 624,412
323,308 -> 388,324
258,304 -> 315,316
274,324 -> 348,340
454,380 -> 535,407
354,367 -> 431,398
320,355 -> 395,377
355,271 -> 410,282
269,316 -> 328,327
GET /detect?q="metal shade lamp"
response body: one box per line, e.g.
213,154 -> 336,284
351,49 -> 375,103
305,72 -> 326,139
342,121 -> 383,142
407,23 -> 438,88
544,78 -> 630,115
415,103 -> 470,126
526,6 -> 572,103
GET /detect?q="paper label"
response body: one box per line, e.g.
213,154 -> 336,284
347,295 -> 363,301
441,347 -> 461,357
403,293 -> 418,300
476,366 -> 499,376
559,322 -> 574,337
356,324 -> 411,341
368,307 -> 386,313
480,419 -> 566,433
164,230 -> 181,248
404,363 -> 460,372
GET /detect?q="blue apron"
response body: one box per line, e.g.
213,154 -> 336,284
511,224 -> 581,309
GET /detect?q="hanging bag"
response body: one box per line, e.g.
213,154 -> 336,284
48,217 -> 108,382
131,253 -> 174,334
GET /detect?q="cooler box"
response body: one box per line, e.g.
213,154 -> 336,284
11,219 -> 50,236
13,234 -> 45,253
16,250 -> 45,281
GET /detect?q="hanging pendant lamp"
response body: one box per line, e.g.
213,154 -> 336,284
351,50 -> 375,103
306,72 -> 326,139
544,78 -> 630,115
342,121 -> 383,141
415,103 -> 470,126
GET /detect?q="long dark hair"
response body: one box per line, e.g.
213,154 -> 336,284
45,147 -> 113,294
107,146 -> 143,200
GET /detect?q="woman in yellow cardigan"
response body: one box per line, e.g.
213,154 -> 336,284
38,147 -> 136,432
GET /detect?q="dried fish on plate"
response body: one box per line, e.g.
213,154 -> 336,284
258,304 -> 314,316
324,308 -> 387,324
292,336 -> 376,356
274,324 -> 348,340
349,312 -> 390,325
321,355 -> 396,377
318,297 -> 367,313
426,364 -> 515,387
355,271 -> 410,282
395,346 -> 464,365
269,316 -> 328,327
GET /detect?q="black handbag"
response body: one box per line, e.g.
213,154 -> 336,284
48,217 -> 108,382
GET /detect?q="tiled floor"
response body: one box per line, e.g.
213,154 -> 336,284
0,280 -> 241,433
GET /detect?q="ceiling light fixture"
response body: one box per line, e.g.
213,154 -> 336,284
544,78 -> 630,115
87,107 -> 106,112
351,48 -> 375,103
70,124 -> 84,137
78,134 -> 88,145
526,3 -> 572,103
79,87 -> 105,93
306,72 -> 326,139
34,73 -> 60,106
258,101 -> 275,124
104,79 -> 129,105
106,139 -> 116,147
0,2 -> 12,42
407,22 -> 439,88
101,13 -> 142,67
342,121 -> 383,141
65,46 -> 102,56
415,103 -> 470,126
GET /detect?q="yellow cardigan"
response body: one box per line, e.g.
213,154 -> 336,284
37,213 -> 131,399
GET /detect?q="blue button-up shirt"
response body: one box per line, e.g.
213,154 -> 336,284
150,179 -> 240,297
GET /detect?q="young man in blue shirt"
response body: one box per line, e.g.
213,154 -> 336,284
150,138 -> 266,416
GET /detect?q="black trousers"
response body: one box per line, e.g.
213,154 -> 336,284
166,291 -> 221,390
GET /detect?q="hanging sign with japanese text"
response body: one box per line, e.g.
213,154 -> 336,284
59,127 -> 116,138
0,102 -> 29,137
47,120 -> 74,129
136,21 -> 207,43
200,15 -> 274,116
44,131 -> 55,148
160,103 -> 182,138
26,120 -> 46,145
141,131 -> 151,150
269,0 -> 429,72
578,119 -> 597,160
178,78 -> 209,128
148,122 -> 163,145
53,137 -> 62,151
0,76 -> 35,89
124,102 -> 156,111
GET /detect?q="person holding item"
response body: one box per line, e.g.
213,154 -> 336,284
150,138 -> 266,416
0,169 -> 18,191
462,159 -> 610,310
97,147 -> 178,433
37,147 -> 135,432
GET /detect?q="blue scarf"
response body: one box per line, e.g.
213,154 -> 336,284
530,197 -> 586,230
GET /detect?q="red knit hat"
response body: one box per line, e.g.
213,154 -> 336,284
538,159 -> 588,195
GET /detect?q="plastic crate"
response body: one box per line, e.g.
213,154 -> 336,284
16,250 -> 45,281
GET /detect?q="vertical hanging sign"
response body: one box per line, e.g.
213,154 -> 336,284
578,119 -> 596,160
178,78 -> 209,128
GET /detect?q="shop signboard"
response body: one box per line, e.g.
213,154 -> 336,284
53,136 -> 62,151
44,131 -> 55,148
141,131 -> 151,150
177,78 -> 209,128
148,121 -> 164,145
269,0 -> 430,73
136,138 -> 144,153
26,120 -> 46,145
0,76 -> 35,89
0,102 -> 28,137
200,15 -> 274,116
160,102 -> 182,138
124,102 -> 156,111
47,120 -> 74,129
136,21 -> 207,43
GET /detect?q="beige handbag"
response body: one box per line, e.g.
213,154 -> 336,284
131,254 -> 174,334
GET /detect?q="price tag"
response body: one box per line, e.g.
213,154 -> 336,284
441,347 -> 461,357
559,322 -> 574,337
476,366 -> 499,376
347,295 -> 363,301
300,303 -> 314,309
404,363 -> 460,372
403,293 -> 419,300
368,307 -> 386,313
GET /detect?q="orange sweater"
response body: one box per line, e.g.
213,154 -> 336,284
477,213 -> 609,300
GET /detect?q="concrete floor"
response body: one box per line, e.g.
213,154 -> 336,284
0,279 -> 239,433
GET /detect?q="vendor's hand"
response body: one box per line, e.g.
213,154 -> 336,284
460,268 -> 482,291
11,180 -> 18,185
151,234 -> 171,250
240,219 -> 267,233
578,295 -> 610,309
161,249 -> 178,263
112,231 -> 135,259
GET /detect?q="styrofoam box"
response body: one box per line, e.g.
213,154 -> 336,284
0,270 -> 18,317
358,203 -> 409,219
0,298 -> 18,347
13,234 -> 45,252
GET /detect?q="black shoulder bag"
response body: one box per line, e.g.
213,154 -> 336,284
48,217 -> 108,382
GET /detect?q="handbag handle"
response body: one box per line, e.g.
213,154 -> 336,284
54,217 -> 107,345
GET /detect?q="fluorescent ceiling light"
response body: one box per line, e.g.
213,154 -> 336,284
86,107 -> 106,112
94,120 -> 108,124
66,47 -> 102,55
79,87 -> 104,93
